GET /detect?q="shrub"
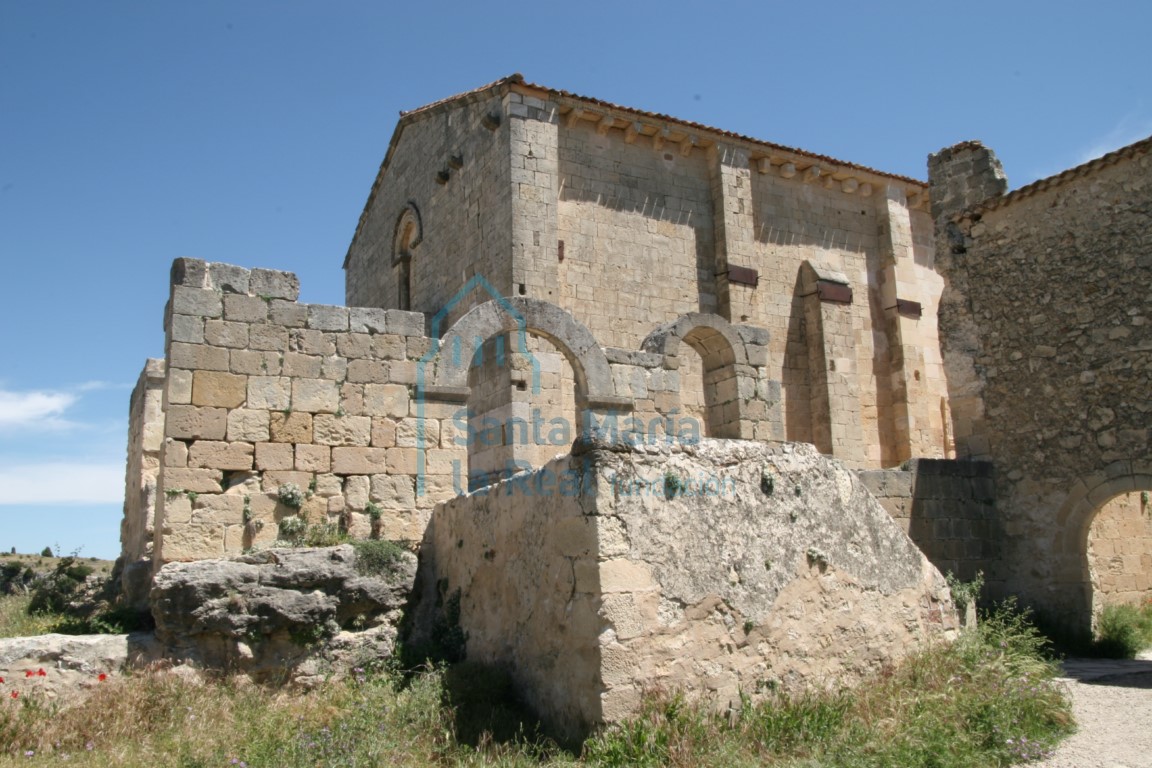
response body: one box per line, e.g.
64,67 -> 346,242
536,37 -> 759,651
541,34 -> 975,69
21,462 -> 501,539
1093,602 -> 1152,658
352,540 -> 406,577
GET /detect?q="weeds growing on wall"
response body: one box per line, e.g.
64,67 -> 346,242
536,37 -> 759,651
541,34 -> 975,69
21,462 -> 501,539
0,600 -> 1073,767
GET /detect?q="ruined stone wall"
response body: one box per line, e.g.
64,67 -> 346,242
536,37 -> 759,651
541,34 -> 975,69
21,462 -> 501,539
143,258 -> 782,565
423,439 -> 958,738
858,458 -> 997,585
120,358 -> 166,564
930,138 -> 1152,633
154,259 -> 468,563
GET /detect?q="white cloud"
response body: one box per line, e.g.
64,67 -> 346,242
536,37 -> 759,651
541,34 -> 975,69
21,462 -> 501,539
0,462 -> 123,505
1075,116 -> 1152,165
0,389 -> 77,429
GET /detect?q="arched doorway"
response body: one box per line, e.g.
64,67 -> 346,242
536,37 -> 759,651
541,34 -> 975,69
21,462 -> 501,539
1087,489 -> 1152,618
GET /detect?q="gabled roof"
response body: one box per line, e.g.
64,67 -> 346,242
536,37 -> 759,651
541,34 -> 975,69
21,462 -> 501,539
960,133 -> 1152,217
345,74 -> 927,266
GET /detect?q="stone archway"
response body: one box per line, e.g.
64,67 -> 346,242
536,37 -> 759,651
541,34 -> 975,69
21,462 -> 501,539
1053,462 -> 1152,634
431,297 -> 622,488
642,313 -> 748,438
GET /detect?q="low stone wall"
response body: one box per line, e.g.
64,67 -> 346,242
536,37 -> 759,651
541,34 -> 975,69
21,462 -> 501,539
858,458 -> 997,586
423,438 -> 958,738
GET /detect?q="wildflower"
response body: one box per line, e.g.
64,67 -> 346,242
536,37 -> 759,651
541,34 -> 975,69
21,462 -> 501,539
25,670 -> 34,678
0,676 -> 4,683
11,691 -> 18,699
97,673 -> 107,682
24,750 -> 34,757
36,668 -> 45,677
85,742 -> 94,751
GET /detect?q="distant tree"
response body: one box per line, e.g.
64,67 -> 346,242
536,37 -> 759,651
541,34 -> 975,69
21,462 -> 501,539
40,546 -> 53,558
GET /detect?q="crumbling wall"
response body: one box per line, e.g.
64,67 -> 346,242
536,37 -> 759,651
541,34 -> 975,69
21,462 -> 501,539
423,439 -> 958,738
121,358 -> 166,565
153,258 -> 468,564
930,138 -> 1152,634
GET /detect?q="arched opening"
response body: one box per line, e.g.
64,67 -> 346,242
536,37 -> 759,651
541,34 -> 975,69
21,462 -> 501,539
465,332 -> 579,489
392,204 -> 422,312
395,221 -> 414,311
1087,489 -> 1152,619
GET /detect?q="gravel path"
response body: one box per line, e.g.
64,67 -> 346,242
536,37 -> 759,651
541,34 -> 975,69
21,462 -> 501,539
1032,656 -> 1152,768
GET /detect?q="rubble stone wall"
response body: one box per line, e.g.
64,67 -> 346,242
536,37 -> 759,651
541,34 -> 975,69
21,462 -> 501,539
930,138 -> 1152,634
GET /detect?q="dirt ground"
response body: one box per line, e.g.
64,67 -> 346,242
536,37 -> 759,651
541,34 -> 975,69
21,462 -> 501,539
1033,655 -> 1152,768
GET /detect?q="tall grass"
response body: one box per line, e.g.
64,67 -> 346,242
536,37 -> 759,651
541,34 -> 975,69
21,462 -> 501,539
0,595 -> 62,639
0,603 -> 1073,767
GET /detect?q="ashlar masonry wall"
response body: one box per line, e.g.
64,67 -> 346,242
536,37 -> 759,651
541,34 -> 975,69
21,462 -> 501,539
143,258 -> 783,565
154,258 -> 467,563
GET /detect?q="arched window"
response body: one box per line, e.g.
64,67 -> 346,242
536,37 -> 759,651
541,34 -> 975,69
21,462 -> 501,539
392,203 -> 422,311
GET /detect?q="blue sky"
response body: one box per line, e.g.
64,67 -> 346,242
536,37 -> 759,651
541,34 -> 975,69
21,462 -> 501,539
1,1 -> 1149,559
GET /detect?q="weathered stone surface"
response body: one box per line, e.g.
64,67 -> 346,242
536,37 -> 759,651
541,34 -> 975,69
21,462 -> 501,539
192,371 -> 248,409
249,268 -> 300,301
269,410 -> 313,443
0,633 -> 160,705
419,439 -> 957,739
151,545 -> 416,680
165,405 -> 227,440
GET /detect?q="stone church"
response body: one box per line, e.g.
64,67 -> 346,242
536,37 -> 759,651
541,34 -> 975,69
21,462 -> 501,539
118,74 -> 1151,730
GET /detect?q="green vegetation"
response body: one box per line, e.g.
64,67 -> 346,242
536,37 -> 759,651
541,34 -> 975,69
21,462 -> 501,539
1092,599 -> 1152,658
0,601 -> 1073,766
352,539 -> 406,577
946,570 -> 985,612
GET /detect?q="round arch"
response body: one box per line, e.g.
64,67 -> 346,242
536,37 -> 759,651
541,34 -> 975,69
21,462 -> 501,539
434,297 -> 615,405
1053,461 -> 1152,633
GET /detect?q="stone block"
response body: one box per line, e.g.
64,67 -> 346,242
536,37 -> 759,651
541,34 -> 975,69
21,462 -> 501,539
349,307 -> 388,334
188,440 -> 254,471
247,376 -> 291,411
163,438 -> 189,467
170,342 -> 230,372
371,417 -> 397,447
248,324 -> 289,351
331,447 -> 388,475
204,319 -> 249,349
167,368 -> 193,405
170,314 -> 205,344
206,263 -> 251,295
192,371 -> 247,408
269,300 -> 307,327
364,383 -> 409,418
171,286 -> 222,318
249,268 -> 300,300
223,294 -> 269,323
313,414 -> 372,446
344,475 -> 370,509
282,353 -> 323,378
373,334 -> 406,360
370,474 -> 415,507
229,349 -> 280,376
255,442 -> 294,471
269,411 -> 313,443
292,378 -> 340,413
226,409 -> 270,442
170,257 -> 208,288
296,444 -> 331,472
307,304 -> 350,332
384,309 -> 425,337
161,467 -> 224,494
335,333 -> 373,359
346,359 -> 390,384
166,405 -> 227,440
190,493 -> 245,526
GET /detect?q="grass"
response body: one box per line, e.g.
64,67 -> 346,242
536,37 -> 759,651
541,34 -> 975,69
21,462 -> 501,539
1092,599 -> 1152,658
0,602 -> 1073,767
0,595 -> 62,639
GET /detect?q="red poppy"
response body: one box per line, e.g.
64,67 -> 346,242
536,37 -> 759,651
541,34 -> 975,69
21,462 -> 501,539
0,677 -> 4,684
9,691 -> 17,699
97,673 -> 107,682
36,668 -> 46,677
24,671 -> 33,678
